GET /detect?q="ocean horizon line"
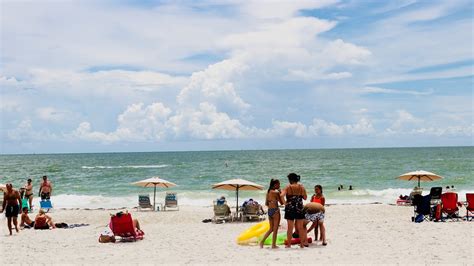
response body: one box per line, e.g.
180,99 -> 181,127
1,144 -> 472,156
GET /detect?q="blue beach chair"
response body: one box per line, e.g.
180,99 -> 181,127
40,200 -> 53,212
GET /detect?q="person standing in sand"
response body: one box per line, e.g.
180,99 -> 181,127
1,183 -> 22,235
282,173 -> 308,248
307,185 -> 327,245
38,175 -> 53,200
24,178 -> 34,210
260,179 -> 285,249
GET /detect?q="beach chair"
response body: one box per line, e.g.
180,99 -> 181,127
40,200 -> 53,212
109,212 -> 144,242
213,201 -> 232,223
137,195 -> 154,211
441,192 -> 460,221
429,187 -> 442,205
466,193 -> 474,221
163,192 -> 179,211
241,204 -> 264,222
412,194 -> 431,222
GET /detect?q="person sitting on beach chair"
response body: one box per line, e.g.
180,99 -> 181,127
213,199 -> 232,223
109,211 -> 144,242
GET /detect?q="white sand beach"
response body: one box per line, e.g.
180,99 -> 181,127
1,204 -> 472,265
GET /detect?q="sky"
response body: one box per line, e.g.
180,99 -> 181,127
0,0 -> 473,154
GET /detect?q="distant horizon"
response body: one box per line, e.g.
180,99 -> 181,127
1,144 -> 471,156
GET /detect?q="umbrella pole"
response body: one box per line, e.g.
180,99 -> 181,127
236,186 -> 239,215
418,177 -> 420,188
153,185 -> 157,211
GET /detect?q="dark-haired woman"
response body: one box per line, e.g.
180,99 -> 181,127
282,173 -> 307,248
260,179 -> 284,248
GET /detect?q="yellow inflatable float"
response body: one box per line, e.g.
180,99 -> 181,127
236,221 -> 269,245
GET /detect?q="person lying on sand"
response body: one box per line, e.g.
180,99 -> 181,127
20,207 -> 35,229
34,209 -> 56,229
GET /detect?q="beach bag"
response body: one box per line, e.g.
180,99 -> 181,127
98,226 -> 116,243
415,214 -> 424,223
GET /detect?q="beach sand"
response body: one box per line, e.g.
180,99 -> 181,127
0,204 -> 472,265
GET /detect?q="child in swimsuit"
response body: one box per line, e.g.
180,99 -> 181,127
259,179 -> 284,249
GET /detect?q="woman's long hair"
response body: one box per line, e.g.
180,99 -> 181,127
266,179 -> 279,206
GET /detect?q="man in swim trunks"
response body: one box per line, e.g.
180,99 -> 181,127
1,183 -> 22,235
24,178 -> 34,210
20,207 -> 35,229
38,175 -> 53,200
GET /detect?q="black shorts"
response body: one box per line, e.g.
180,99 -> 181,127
41,192 -> 50,200
5,205 -> 20,218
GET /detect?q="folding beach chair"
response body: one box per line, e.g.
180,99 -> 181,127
466,193 -> 474,221
40,200 -> 53,212
163,192 -> 179,211
109,212 -> 144,242
212,201 -> 232,223
441,192 -> 460,221
241,204 -> 264,222
412,194 -> 431,222
137,195 -> 154,211
429,187 -> 442,205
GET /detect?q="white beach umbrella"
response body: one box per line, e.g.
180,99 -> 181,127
397,170 -> 443,188
132,177 -> 177,210
212,178 -> 263,214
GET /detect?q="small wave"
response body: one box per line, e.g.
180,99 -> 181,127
81,164 -> 169,169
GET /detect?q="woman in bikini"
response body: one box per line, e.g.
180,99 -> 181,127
24,179 -> 33,210
282,173 -> 308,248
1,183 -> 22,235
260,179 -> 285,248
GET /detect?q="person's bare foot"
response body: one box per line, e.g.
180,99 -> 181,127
271,245 -> 279,249
259,241 -> 264,248
285,244 -> 291,248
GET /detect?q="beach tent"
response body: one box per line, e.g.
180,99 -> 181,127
212,178 -> 263,214
397,170 -> 443,187
132,177 -> 177,211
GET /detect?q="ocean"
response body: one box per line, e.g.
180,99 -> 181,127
1,147 -> 472,208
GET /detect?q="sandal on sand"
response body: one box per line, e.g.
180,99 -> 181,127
322,242 -> 327,246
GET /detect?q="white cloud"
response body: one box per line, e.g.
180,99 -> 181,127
36,107 -> 69,122
360,86 -> 433,96
176,59 -> 250,112
239,0 -> 338,19
168,102 -> 247,140
71,102 -> 172,143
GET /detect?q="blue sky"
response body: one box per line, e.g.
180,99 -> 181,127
0,0 -> 472,154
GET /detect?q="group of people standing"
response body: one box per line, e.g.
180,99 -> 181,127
260,173 -> 327,249
1,176 -> 54,235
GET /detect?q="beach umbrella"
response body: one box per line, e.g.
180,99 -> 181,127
132,177 -> 177,210
397,170 -> 443,187
212,178 -> 263,214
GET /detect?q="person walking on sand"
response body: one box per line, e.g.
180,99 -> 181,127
1,183 -> 22,235
38,175 -> 53,200
24,178 -> 34,210
307,185 -> 327,245
282,173 -> 308,248
260,179 -> 285,249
